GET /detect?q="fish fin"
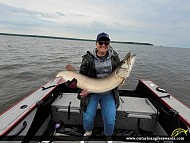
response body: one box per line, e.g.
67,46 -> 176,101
119,78 -> 126,86
65,78 -> 78,88
65,64 -> 76,71
79,89 -> 89,97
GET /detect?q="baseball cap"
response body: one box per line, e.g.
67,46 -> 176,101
96,32 -> 110,41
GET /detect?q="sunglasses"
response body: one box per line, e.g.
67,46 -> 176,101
98,41 -> 110,46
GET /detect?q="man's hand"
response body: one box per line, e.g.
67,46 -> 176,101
65,78 -> 77,89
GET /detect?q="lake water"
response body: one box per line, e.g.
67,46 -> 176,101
0,35 -> 190,113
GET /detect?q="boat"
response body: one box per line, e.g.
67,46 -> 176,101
0,77 -> 189,143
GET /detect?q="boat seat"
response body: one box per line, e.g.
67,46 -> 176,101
118,96 -> 157,119
51,93 -> 158,130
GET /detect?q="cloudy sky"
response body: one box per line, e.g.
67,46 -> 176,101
0,0 -> 190,48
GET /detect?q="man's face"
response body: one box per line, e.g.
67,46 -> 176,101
96,41 -> 110,54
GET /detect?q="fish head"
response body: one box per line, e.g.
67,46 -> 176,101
116,52 -> 136,79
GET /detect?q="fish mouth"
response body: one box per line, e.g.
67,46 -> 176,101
123,52 -> 136,65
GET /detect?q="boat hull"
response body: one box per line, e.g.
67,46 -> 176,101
0,79 -> 189,142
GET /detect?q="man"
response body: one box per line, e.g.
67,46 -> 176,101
78,32 -> 120,141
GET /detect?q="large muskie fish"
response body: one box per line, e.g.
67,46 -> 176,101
56,52 -> 136,93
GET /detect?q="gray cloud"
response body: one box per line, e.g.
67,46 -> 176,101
0,3 -> 62,19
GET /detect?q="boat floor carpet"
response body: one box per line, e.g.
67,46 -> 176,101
42,124 -> 156,142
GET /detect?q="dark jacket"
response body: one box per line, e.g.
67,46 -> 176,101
77,48 -> 121,111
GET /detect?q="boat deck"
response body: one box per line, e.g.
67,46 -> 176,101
47,92 -> 160,142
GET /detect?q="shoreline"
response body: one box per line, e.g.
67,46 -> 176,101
0,32 -> 153,46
